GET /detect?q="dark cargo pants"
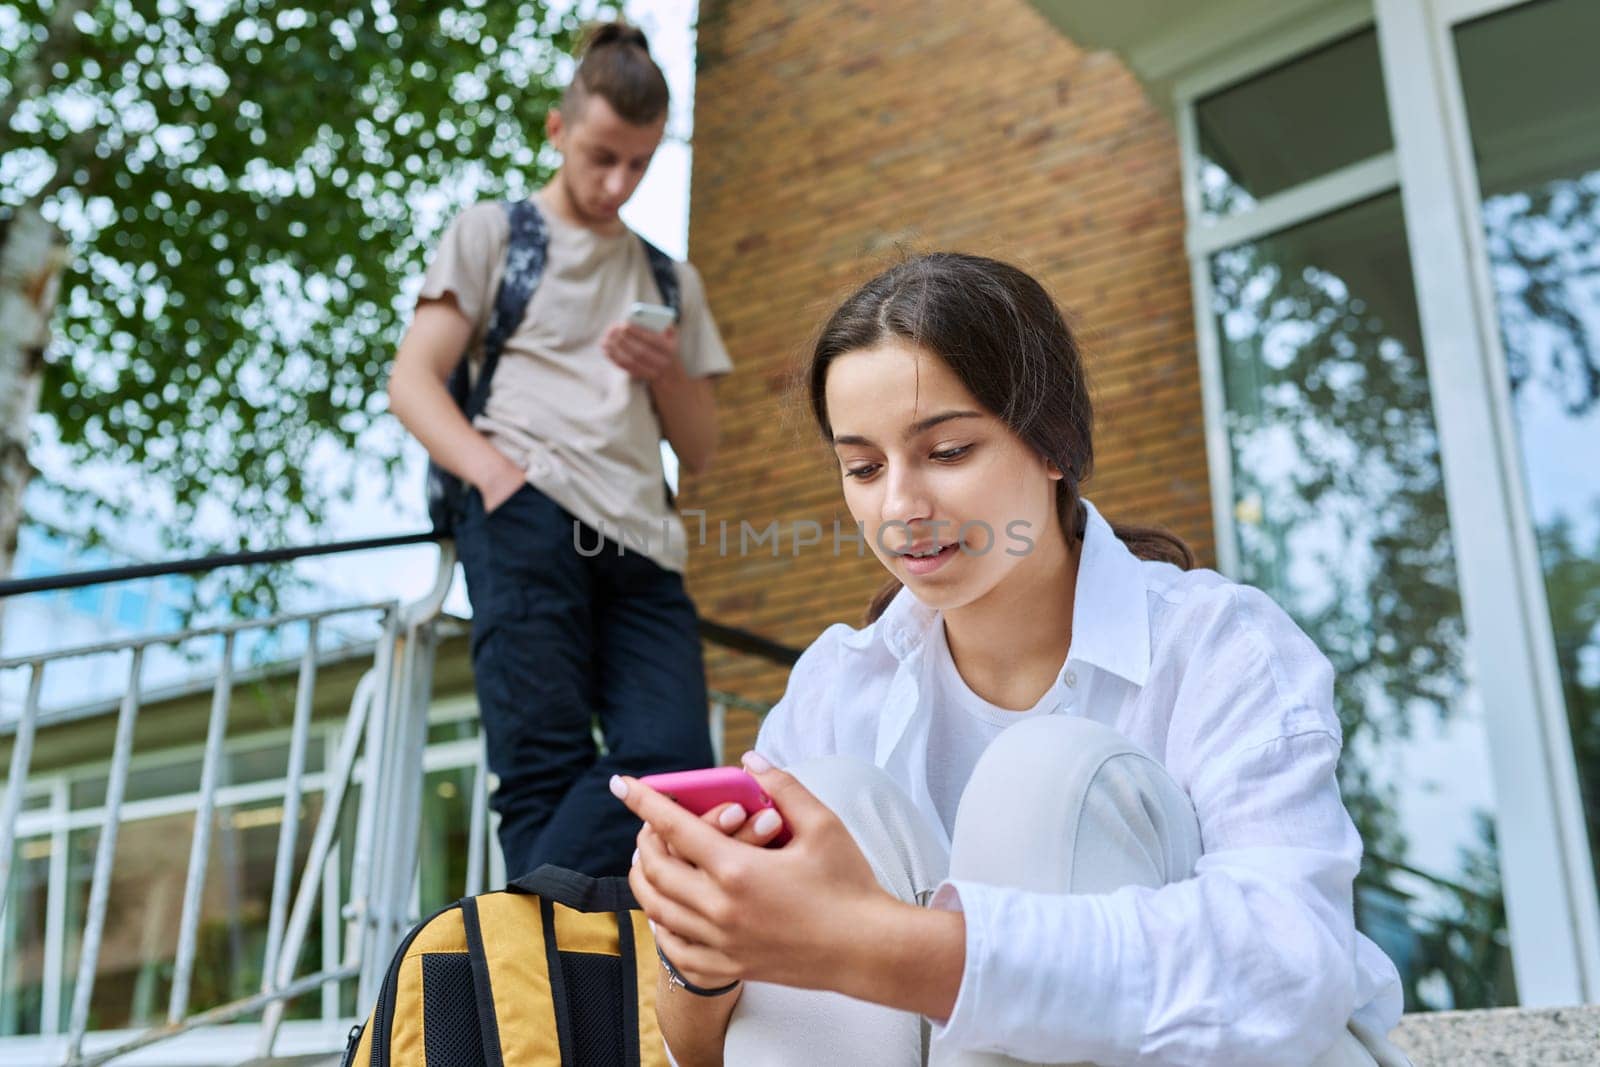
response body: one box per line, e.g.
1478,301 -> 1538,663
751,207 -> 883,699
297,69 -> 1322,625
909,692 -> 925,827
455,484 -> 713,878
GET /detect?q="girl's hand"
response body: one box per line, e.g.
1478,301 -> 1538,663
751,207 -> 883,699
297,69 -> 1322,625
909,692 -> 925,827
616,755 -> 891,993
635,796 -> 780,990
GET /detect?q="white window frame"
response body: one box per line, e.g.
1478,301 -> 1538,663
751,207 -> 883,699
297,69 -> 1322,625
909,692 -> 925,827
1174,0 -> 1600,1006
1174,2 -> 1380,581
1375,0 -> 1600,1003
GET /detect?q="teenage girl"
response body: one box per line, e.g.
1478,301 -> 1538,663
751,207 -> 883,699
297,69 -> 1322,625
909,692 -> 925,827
612,253 -> 1412,1067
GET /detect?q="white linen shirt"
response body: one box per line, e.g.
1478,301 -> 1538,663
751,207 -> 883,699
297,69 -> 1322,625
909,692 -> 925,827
753,499 -> 1404,1066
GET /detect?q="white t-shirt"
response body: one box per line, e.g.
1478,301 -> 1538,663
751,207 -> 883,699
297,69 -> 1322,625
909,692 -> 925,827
419,197 -> 732,574
924,621 -> 1061,837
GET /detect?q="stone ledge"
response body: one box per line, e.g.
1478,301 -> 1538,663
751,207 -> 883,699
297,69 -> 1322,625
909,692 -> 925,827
1394,1004 -> 1600,1065
192,1007 -> 1600,1067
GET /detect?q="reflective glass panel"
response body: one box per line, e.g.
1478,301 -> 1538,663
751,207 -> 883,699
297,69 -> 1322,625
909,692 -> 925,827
1211,192 -> 1515,1009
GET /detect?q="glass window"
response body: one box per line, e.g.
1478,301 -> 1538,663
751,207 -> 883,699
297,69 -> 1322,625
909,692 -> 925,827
1455,0 -> 1600,896
337,783 -> 362,1021
61,794 -> 326,1029
418,765 -> 475,912
1195,29 -> 1393,219
1,837 -> 51,1035
71,758 -> 203,811
427,715 -> 479,746
155,602 -> 185,634
71,738 -> 327,810
1210,192 -> 1515,1009
226,738 -> 328,786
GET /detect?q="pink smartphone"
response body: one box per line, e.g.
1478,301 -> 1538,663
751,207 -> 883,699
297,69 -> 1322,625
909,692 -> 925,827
638,766 -> 790,846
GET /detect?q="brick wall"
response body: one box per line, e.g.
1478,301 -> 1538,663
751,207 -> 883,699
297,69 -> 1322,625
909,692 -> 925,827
681,0 -> 1213,759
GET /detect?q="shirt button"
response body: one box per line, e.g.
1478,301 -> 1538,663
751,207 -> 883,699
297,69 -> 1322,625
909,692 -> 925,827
1064,669 -> 1078,688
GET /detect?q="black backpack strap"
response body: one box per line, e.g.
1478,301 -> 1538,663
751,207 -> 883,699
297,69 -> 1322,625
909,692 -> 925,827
427,199 -> 548,535
637,235 -> 681,320
459,897 -> 507,1067
508,864 -> 639,911
636,235 -> 685,512
466,198 -> 548,418
616,908 -> 643,1067
538,895 -> 578,1064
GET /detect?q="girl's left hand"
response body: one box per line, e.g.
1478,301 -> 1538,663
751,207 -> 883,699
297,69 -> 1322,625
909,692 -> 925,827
615,756 -> 891,992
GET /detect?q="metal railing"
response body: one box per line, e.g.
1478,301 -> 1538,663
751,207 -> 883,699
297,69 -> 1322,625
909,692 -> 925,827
0,534 -> 796,1065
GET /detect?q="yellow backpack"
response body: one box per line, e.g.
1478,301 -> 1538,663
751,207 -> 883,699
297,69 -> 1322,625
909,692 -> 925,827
342,865 -> 668,1067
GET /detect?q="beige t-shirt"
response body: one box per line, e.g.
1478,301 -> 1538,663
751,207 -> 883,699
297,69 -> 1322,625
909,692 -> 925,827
419,198 -> 732,574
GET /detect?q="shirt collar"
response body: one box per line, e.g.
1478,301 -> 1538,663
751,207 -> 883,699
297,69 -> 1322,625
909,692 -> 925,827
875,584 -> 938,660
859,497 -> 1152,688
1069,499 -> 1152,688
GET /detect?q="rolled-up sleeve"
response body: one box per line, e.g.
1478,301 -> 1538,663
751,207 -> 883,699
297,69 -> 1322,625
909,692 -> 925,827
930,588 -> 1366,1065
417,202 -> 505,324
673,261 -> 733,380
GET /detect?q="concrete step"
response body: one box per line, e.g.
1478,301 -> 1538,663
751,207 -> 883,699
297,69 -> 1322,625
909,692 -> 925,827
1393,1004 -> 1600,1065
125,1008 -> 1600,1066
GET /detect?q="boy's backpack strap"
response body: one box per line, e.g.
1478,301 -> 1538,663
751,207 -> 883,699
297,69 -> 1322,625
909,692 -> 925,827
466,198 -> 548,418
637,236 -> 681,321
635,235 -> 684,513
427,198 -> 548,535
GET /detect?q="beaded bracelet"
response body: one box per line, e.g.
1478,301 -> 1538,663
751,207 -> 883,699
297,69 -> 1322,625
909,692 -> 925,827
656,944 -> 741,997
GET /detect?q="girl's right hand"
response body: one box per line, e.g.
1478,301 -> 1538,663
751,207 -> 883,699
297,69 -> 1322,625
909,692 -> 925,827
635,799 -> 785,990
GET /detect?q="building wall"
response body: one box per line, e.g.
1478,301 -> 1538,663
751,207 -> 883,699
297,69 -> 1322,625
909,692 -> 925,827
683,0 -> 1212,756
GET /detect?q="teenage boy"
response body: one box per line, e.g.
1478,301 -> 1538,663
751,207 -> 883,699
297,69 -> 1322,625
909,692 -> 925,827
388,21 -> 730,878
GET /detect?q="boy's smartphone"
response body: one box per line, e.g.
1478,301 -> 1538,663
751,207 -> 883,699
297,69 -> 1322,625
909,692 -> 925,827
638,766 -> 790,846
626,300 -> 677,333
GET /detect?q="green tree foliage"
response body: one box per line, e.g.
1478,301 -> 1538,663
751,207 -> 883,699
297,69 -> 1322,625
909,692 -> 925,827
1,0 -> 578,560
1484,173 -> 1600,417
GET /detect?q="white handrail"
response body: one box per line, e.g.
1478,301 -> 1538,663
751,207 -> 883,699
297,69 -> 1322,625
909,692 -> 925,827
63,647 -> 144,1063
259,618 -> 321,995
0,660 -> 43,928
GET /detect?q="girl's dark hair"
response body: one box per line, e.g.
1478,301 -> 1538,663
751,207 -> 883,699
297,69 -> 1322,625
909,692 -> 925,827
808,253 -> 1195,624
562,21 -> 669,125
